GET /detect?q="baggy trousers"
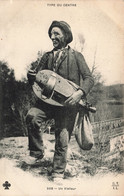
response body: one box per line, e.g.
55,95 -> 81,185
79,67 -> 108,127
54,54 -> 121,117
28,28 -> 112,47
26,101 -> 77,174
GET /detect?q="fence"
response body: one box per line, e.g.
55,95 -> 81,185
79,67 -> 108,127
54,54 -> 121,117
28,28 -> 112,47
92,118 -> 124,152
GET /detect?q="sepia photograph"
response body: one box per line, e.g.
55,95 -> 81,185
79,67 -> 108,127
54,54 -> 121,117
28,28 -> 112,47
0,0 -> 124,195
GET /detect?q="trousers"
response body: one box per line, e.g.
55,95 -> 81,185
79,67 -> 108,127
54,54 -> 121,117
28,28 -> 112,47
26,101 -> 77,174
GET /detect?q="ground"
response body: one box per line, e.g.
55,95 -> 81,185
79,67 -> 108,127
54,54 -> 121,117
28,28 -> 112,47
0,133 -> 124,196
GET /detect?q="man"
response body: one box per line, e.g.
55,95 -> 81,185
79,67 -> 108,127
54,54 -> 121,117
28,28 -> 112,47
26,21 -> 94,180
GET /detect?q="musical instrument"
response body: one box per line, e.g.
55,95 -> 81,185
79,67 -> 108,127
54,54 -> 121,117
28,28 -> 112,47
32,70 -> 96,113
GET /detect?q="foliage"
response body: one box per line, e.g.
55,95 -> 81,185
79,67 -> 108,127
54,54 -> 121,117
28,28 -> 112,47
12,81 -> 36,136
0,61 -> 36,137
0,61 -> 16,137
105,84 -> 124,100
0,61 -> 16,110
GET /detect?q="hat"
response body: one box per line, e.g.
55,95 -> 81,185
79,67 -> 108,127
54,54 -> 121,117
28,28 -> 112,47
48,21 -> 73,44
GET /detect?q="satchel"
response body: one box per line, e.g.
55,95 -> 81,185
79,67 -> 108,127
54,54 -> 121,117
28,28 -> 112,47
74,111 -> 94,150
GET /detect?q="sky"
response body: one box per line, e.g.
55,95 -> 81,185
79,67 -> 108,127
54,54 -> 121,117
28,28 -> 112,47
0,0 -> 124,85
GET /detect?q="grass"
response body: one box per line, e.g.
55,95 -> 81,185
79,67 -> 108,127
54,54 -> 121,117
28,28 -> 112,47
0,131 -> 124,180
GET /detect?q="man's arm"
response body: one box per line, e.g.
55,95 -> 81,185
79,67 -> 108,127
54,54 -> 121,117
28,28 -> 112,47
65,51 -> 94,106
75,51 -> 94,96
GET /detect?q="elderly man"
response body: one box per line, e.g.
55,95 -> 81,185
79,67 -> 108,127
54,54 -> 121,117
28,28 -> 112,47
26,21 -> 94,180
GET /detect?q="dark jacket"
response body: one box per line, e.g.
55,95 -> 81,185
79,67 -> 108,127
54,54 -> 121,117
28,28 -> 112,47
36,46 -> 94,96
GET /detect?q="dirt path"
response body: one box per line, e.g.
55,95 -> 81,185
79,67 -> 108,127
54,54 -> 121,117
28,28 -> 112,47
0,134 -> 124,196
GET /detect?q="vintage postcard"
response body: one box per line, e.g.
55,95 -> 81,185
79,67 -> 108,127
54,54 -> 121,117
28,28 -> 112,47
0,0 -> 124,196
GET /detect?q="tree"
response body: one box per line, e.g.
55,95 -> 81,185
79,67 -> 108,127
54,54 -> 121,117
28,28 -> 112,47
12,79 -> 37,136
0,61 -> 35,137
0,61 -> 16,137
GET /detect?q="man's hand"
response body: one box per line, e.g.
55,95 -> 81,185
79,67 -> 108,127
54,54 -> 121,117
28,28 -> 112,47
27,69 -> 36,85
65,89 -> 84,106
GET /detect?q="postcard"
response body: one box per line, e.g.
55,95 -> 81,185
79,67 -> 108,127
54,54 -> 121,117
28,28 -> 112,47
0,0 -> 124,196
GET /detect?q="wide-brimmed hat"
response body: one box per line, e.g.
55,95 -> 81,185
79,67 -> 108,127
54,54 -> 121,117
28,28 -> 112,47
48,20 -> 73,44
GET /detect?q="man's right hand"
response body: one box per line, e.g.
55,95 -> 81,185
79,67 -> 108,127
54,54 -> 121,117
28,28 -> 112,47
27,69 -> 37,85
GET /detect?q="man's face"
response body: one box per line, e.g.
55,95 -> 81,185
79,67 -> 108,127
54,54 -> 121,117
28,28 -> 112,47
50,27 -> 66,49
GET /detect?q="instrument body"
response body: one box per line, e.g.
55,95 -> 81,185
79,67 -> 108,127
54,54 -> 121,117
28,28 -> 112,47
33,70 -> 96,112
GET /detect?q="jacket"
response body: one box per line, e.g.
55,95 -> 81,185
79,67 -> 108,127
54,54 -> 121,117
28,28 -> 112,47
36,46 -> 94,96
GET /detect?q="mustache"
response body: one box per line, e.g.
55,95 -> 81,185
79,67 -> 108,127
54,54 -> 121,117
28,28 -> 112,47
52,38 -> 60,42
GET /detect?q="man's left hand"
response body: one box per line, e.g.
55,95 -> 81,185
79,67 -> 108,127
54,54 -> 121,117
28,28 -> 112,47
65,90 -> 84,106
